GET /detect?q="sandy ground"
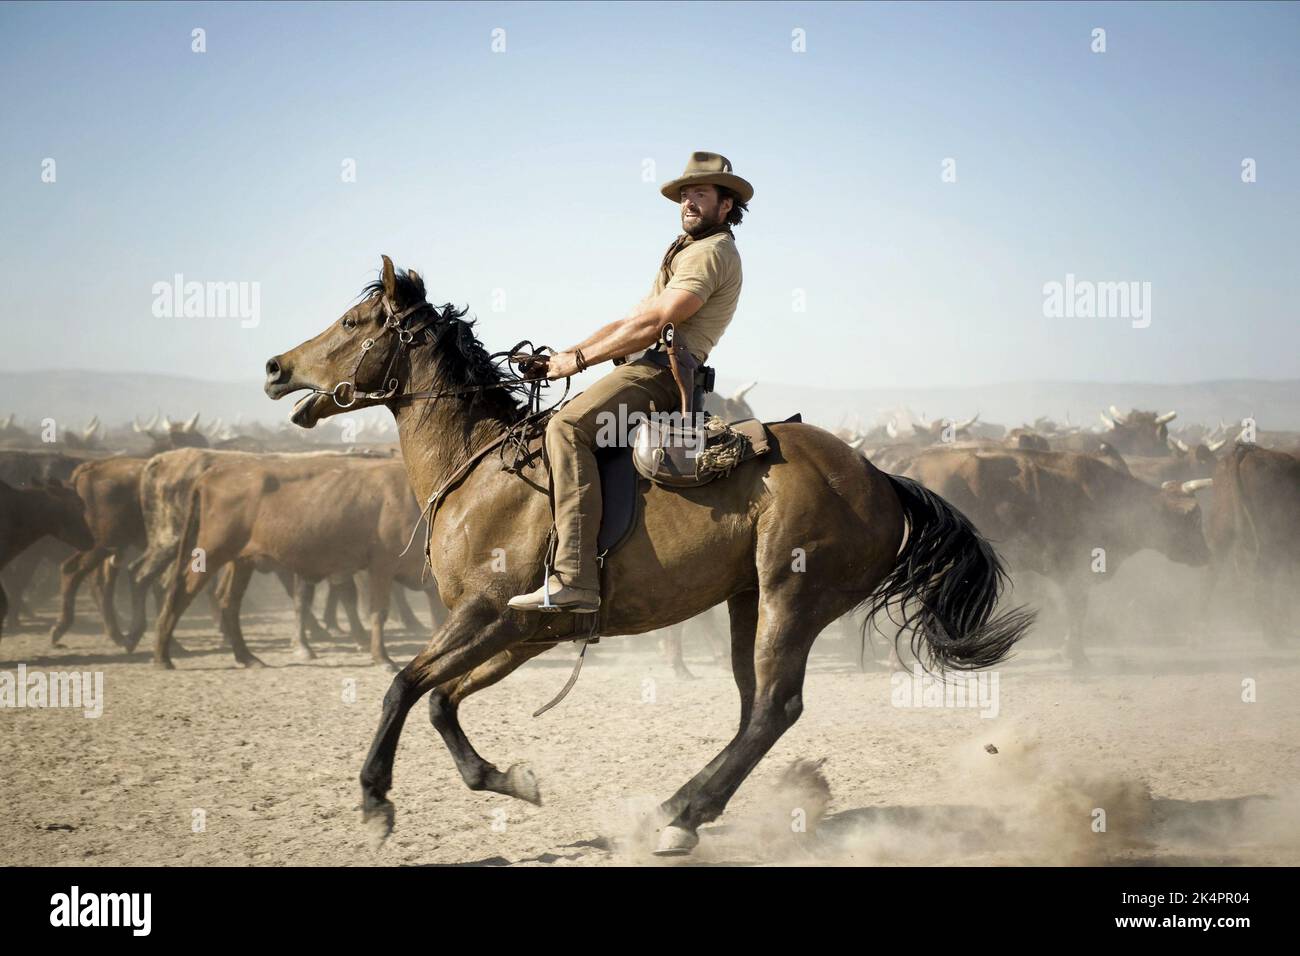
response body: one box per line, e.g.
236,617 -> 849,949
2,584 -> 1299,867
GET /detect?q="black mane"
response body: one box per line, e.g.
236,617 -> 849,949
360,268 -> 528,418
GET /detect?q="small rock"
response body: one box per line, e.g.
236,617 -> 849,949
984,744 -> 999,754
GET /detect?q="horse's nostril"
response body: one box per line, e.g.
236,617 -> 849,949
265,357 -> 284,382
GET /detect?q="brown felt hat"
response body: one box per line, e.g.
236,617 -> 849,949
659,151 -> 754,204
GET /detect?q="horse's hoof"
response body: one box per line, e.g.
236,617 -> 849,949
153,658 -> 175,671
505,763 -> 542,806
237,655 -> 268,669
653,825 -> 699,856
293,645 -> 317,661
363,800 -> 395,851
48,628 -> 65,647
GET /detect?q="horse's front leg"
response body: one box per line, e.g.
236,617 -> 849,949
428,640 -> 556,804
359,599 -> 540,845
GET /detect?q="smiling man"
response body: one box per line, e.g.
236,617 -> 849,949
507,151 -> 752,613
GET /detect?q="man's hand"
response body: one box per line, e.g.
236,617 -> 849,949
546,350 -> 581,380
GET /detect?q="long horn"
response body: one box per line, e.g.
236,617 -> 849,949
1170,437 -> 1190,453
133,416 -> 145,433
184,411 -> 200,432
1108,405 -> 1127,425
848,435 -> 867,451
885,419 -> 898,439
953,412 -> 979,431
1206,437 -> 1227,452
1180,478 -> 1213,494
729,381 -> 756,403
1099,412 -> 1115,429
162,414 -> 174,431
1155,410 -> 1177,425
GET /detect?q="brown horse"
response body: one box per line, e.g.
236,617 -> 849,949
264,256 -> 1033,855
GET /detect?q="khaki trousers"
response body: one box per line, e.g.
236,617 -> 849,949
546,358 -> 680,591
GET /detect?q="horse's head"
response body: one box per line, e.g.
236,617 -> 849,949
265,255 -> 434,428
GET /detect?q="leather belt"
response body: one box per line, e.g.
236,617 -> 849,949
641,349 -> 713,391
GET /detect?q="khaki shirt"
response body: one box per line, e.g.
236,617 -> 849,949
649,231 -> 742,361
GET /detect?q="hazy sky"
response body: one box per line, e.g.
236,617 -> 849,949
1,1 -> 1297,392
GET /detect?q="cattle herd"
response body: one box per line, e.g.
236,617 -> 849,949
2,397 -> 1296,674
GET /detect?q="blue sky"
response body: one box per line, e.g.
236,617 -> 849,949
1,0 -> 1297,391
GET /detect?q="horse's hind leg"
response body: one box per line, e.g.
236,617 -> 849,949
360,601 -> 537,844
656,591 -> 827,855
428,641 -> 555,804
657,590 -> 757,822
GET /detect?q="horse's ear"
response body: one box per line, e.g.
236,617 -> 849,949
407,268 -> 422,288
381,255 -> 397,299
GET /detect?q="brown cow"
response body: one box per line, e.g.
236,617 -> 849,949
154,456 -> 429,670
0,478 -> 94,641
0,449 -> 96,630
49,456 -> 150,647
1056,407 -> 1178,458
901,447 -> 1209,665
130,447 -> 379,649
1201,443 -> 1300,645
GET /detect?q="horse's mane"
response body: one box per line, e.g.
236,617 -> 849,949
360,270 -> 528,420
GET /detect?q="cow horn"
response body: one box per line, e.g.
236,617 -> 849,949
1206,437 -> 1227,452
1180,478 -> 1213,494
1099,412 -> 1115,429
132,416 -> 145,433
848,435 -> 867,451
730,381 -> 756,402
885,419 -> 898,439
1108,405 -> 1127,425
1170,437 -> 1190,453
953,412 -> 979,431
162,414 -> 174,431
2,413 -> 13,429
1155,410 -> 1177,425
184,411 -> 200,432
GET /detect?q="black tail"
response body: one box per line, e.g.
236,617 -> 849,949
860,474 -> 1034,671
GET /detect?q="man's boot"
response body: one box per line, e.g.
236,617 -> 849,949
507,574 -> 600,613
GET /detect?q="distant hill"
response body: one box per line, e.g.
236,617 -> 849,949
2,369 -> 1298,434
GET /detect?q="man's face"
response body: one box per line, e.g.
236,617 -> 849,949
680,184 -> 733,237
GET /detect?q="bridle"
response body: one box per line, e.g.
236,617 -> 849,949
321,296 -> 437,410
312,294 -> 559,411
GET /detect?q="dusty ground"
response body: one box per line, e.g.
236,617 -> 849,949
2,586 -> 1299,867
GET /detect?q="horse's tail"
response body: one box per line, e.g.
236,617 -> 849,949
859,473 -> 1035,672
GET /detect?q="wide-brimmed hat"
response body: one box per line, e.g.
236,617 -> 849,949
660,151 -> 754,204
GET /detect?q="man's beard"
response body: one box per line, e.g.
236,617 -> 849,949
682,208 -> 723,237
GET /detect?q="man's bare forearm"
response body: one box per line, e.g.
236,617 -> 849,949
567,312 -> 661,367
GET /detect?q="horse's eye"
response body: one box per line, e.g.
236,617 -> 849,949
342,317 -> 357,330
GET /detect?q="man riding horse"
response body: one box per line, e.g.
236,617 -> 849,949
507,151 -> 752,614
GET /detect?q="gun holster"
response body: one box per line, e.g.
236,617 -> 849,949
640,324 -> 713,415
